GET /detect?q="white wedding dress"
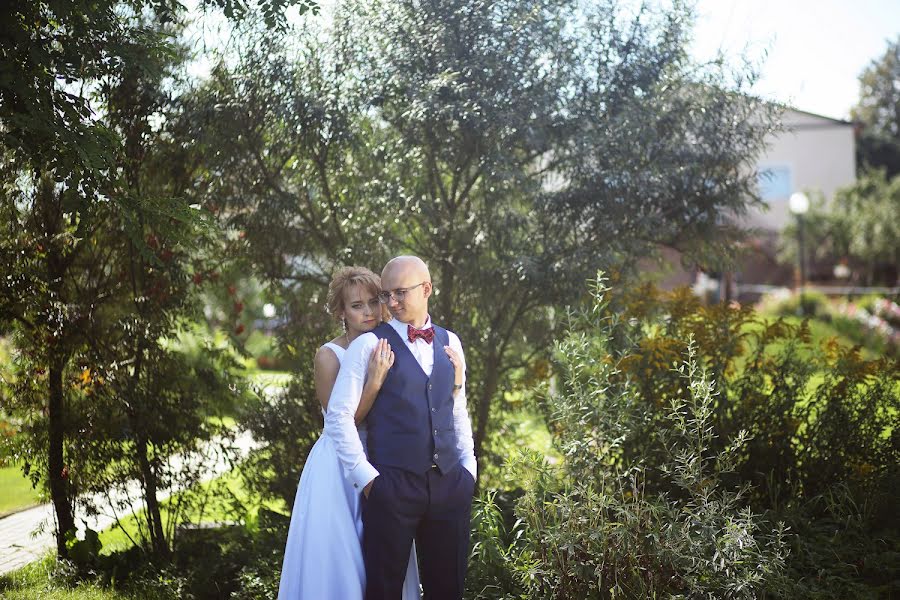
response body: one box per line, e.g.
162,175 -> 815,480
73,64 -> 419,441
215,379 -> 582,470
278,342 -> 420,599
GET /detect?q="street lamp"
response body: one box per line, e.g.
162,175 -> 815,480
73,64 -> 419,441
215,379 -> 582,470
789,192 -> 810,293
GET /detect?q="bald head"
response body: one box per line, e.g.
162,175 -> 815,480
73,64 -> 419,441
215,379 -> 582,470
382,255 -> 430,282
381,255 -> 432,327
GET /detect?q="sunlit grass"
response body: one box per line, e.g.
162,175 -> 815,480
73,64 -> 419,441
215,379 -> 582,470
0,558 -> 138,600
750,314 -> 882,360
98,463 -> 285,555
0,464 -> 43,517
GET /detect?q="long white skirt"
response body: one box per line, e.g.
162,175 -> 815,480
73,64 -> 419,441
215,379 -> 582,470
277,432 -> 420,599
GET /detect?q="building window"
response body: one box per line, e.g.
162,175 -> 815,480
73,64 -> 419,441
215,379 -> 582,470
757,165 -> 793,201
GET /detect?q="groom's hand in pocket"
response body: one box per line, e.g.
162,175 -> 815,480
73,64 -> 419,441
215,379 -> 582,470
363,477 -> 376,499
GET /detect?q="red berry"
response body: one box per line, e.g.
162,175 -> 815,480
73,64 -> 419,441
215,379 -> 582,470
235,324 -> 245,335
192,273 -> 204,285
234,301 -> 244,314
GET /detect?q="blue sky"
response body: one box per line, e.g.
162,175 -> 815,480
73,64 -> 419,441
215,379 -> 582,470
689,0 -> 900,120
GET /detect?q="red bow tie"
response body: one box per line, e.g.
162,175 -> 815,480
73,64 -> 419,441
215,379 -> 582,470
407,325 -> 435,344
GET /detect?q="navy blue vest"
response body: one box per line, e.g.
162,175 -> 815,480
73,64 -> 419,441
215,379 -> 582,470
367,322 -> 459,474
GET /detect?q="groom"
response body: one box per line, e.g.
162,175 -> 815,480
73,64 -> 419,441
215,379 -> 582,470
325,255 -> 477,600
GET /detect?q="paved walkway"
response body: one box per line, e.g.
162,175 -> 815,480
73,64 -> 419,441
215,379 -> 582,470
0,431 -> 257,575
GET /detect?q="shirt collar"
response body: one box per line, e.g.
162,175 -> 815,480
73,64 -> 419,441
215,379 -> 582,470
389,314 -> 431,338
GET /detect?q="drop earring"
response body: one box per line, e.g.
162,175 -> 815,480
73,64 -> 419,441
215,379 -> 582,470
341,317 -> 347,335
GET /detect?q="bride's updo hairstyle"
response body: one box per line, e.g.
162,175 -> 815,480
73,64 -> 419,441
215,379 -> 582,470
326,266 -> 390,323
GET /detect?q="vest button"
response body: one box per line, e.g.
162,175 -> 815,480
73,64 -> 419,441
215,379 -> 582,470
433,429 -> 438,436
433,452 -> 439,461
428,383 -> 432,390
431,407 -> 437,412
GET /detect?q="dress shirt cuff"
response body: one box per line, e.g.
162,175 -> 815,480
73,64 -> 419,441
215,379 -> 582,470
461,456 -> 477,480
349,461 -> 380,491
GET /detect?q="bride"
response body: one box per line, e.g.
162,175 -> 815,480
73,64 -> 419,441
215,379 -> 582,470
278,266 -> 422,599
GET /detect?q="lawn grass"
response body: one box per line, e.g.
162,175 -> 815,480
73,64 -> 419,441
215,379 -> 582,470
745,314 -> 878,358
0,464 -> 43,517
0,558 -> 138,600
98,462 -> 285,555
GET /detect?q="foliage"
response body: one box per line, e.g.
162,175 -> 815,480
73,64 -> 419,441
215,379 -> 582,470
203,0 -> 318,28
0,459 -> 291,599
830,300 -> 900,357
598,281 -> 899,506
0,555 -> 180,599
779,171 -> 899,285
464,276 -> 898,598
0,0 -> 316,188
1,0 -> 319,558
772,484 -> 900,599
853,36 -> 900,177
467,280 -> 789,598
0,7 -> 259,559
757,289 -> 899,358
194,0 -> 779,490
239,377 -> 323,509
466,490 -> 525,600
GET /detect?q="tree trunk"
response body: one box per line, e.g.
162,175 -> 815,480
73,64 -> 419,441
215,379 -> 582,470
136,436 -> 168,557
473,356 -> 500,465
437,266 -> 455,330
44,180 -> 75,558
48,355 -> 74,557
126,316 -> 168,557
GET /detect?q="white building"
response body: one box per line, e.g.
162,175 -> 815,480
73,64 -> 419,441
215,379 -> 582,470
749,108 -> 857,232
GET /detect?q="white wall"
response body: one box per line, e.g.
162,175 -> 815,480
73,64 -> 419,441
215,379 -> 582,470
747,109 -> 856,231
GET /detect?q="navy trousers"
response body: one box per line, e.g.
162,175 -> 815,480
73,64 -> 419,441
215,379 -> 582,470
362,462 -> 475,600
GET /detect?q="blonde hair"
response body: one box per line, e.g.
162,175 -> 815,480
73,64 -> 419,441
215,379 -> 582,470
326,266 -> 389,322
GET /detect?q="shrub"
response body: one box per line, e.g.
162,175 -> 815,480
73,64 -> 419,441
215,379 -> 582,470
239,377 -> 322,509
466,490 -> 525,600
468,276 -> 898,599
467,279 -> 791,599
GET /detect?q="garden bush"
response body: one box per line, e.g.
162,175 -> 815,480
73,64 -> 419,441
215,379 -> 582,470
467,277 -> 898,599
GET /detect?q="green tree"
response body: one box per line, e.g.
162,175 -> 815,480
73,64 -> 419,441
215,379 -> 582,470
832,170 -> 900,285
0,8 -> 189,558
780,171 -> 899,285
193,0 -> 778,488
853,36 -> 900,177
0,0 -> 313,559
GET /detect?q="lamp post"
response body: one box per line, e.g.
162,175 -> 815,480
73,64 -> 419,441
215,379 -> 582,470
789,192 -> 810,293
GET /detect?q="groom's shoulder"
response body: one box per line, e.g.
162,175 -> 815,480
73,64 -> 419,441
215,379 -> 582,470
433,322 -> 463,348
371,322 -> 396,340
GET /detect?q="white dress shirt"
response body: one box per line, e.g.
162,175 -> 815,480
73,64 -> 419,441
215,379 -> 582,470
324,317 -> 477,491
